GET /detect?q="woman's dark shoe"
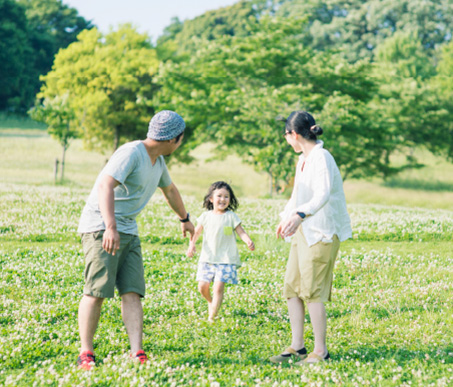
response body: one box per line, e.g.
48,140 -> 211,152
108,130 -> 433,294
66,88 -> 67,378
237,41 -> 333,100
269,347 -> 307,363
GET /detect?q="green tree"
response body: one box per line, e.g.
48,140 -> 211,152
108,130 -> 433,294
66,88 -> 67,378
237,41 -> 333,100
156,0 -> 260,59
39,25 -> 159,153
274,0 -> 453,62
29,93 -> 78,182
0,0 -> 92,111
371,31 -> 444,169
430,40 -> 453,159
0,0 -> 34,110
18,0 -> 93,79
155,16 -> 395,194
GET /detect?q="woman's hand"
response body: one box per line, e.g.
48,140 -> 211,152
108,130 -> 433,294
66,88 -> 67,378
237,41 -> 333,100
276,214 -> 303,239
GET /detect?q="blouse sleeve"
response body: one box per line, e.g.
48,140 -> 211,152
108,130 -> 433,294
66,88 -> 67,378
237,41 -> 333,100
294,152 -> 334,216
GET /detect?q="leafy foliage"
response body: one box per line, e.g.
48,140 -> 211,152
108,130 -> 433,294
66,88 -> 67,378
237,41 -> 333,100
156,0 -> 260,59
29,93 -> 78,181
18,0 -> 93,77
155,16 -> 398,190
39,25 -> 159,152
11,0 -> 453,189
274,0 -> 453,61
372,31 -> 453,162
0,0 -> 34,110
431,40 -> 453,160
0,0 -> 92,111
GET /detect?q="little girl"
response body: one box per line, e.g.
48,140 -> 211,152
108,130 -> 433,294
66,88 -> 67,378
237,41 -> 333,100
187,181 -> 255,322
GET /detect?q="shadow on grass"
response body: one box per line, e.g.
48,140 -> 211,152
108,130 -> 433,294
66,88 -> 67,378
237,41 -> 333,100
144,344 -> 452,369
165,352 -> 271,367
0,232 -> 79,243
0,113 -> 46,130
383,177 -> 453,192
337,345 -> 452,365
0,131 -> 47,138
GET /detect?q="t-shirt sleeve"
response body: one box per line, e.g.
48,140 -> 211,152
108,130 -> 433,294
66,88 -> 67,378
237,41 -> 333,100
103,146 -> 137,185
231,212 -> 241,228
157,157 -> 172,188
197,212 -> 207,226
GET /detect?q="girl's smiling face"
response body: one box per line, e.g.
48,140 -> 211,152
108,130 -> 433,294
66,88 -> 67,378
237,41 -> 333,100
210,187 -> 231,213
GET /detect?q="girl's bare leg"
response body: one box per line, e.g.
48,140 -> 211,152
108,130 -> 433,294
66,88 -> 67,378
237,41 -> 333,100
209,281 -> 225,322
198,281 -> 213,318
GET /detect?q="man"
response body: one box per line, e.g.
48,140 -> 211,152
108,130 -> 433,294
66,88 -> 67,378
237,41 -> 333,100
76,110 -> 195,370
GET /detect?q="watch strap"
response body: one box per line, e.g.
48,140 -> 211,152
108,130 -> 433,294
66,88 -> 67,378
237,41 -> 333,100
179,213 -> 190,223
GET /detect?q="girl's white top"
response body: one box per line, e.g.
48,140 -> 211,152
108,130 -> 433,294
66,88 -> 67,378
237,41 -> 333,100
281,140 -> 352,247
197,210 -> 242,266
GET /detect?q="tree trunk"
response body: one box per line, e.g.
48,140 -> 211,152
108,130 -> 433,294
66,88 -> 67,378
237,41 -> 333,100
54,158 -> 59,185
60,143 -> 67,182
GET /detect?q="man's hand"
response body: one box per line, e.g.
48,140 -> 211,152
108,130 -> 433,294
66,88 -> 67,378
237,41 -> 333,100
181,221 -> 195,239
102,227 -> 120,255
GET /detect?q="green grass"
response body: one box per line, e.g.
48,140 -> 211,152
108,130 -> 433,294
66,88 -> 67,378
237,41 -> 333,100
1,116 -> 452,386
0,185 -> 452,386
343,149 -> 453,211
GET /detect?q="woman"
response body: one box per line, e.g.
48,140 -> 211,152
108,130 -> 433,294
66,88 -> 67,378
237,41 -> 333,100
270,111 -> 352,365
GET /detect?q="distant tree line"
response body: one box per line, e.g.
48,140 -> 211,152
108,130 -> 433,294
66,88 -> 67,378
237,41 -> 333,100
5,0 -> 452,192
0,0 -> 92,112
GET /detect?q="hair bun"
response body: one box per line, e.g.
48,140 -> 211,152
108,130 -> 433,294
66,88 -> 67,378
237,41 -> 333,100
275,115 -> 287,123
310,125 -> 323,136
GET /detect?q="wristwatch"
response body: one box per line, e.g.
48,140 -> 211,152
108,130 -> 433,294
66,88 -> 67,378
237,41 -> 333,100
179,213 -> 190,223
296,212 -> 306,219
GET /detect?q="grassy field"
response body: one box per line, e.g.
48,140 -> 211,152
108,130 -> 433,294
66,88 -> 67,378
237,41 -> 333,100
2,114 -> 453,209
1,117 -> 452,386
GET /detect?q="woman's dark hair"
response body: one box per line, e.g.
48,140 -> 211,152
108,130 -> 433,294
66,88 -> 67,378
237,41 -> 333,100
277,110 -> 323,141
203,181 -> 238,211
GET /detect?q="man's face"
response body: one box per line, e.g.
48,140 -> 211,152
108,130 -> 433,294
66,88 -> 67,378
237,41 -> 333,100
164,133 -> 184,156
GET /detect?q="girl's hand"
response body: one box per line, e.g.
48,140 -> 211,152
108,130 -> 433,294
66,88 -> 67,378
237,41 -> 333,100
247,240 -> 255,251
276,214 -> 302,239
186,244 -> 196,258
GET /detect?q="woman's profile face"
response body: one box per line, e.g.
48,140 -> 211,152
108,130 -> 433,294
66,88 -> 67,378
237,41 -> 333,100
285,131 -> 303,153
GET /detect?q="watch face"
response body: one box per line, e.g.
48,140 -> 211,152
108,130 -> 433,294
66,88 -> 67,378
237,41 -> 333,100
297,212 -> 306,219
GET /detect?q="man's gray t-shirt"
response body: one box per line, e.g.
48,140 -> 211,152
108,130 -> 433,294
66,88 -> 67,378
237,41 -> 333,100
77,141 -> 172,235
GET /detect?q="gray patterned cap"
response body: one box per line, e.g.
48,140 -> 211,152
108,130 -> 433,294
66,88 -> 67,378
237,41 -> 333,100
147,110 -> 185,141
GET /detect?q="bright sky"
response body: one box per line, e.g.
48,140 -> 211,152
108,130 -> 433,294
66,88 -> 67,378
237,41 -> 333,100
64,0 -> 240,42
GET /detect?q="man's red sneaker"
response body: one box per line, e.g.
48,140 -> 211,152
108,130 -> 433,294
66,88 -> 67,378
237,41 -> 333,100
133,350 -> 148,364
77,350 -> 96,370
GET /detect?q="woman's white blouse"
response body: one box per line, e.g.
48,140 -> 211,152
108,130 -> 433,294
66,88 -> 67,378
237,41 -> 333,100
281,141 -> 352,247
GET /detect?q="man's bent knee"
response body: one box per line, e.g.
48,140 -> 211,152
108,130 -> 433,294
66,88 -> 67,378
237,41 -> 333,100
121,292 -> 141,301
